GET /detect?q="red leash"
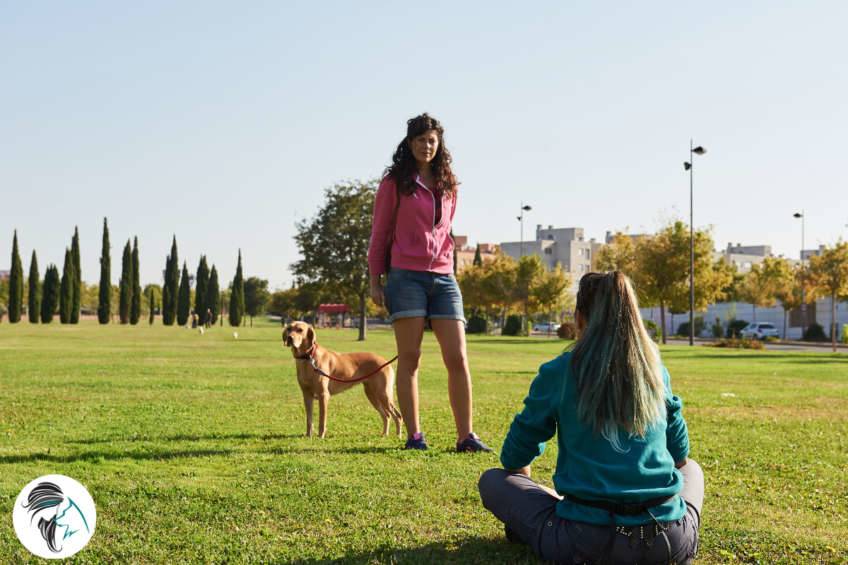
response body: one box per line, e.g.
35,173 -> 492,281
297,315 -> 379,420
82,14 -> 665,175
295,342 -> 398,383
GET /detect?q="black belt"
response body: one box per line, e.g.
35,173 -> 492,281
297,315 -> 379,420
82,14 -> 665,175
562,493 -> 674,516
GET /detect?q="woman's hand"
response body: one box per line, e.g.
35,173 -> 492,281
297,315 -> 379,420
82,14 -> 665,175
370,278 -> 384,307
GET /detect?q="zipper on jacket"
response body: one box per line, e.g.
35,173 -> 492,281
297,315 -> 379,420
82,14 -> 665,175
415,176 -> 442,270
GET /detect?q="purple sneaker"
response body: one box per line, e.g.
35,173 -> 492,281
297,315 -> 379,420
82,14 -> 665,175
404,432 -> 428,450
456,432 -> 493,453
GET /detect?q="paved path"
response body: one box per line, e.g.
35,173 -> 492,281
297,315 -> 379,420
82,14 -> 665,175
665,337 -> 847,354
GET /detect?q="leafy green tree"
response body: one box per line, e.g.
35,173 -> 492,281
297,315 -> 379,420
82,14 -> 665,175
131,237 -> 141,324
515,255 -> 546,334
244,276 -> 270,326
594,232 -> 639,275
60,248 -> 75,323
119,240 -> 133,324
41,265 -> 60,323
206,265 -> 220,325
483,252 -> 519,326
772,259 -> 803,339
531,264 -> 573,323
633,221 -> 726,344
8,230 -> 24,323
71,226 -> 81,323
458,263 -> 488,319
194,256 -> 210,325
97,218 -> 111,324
28,250 -> 40,324
162,236 -> 179,326
738,262 -> 775,323
229,251 -> 245,327
292,180 -> 376,340
142,284 -> 162,310
808,241 -> 848,352
268,288 -> 298,319
220,288 -> 230,327
177,262 -> 191,326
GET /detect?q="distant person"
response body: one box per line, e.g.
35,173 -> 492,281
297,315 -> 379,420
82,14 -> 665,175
367,113 -> 491,453
191,311 -> 198,329
205,308 -> 213,329
478,272 -> 703,563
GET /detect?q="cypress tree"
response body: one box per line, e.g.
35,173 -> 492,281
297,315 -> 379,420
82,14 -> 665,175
229,250 -> 245,327
148,287 -> 155,325
71,226 -> 81,323
28,250 -> 40,324
473,244 -> 483,267
119,240 -> 132,324
206,265 -> 220,325
97,218 -> 111,324
41,265 -> 59,323
162,254 -> 171,325
163,236 -> 179,325
194,256 -> 209,325
8,230 -> 23,323
130,237 -> 141,324
60,248 -> 74,323
177,262 -> 190,326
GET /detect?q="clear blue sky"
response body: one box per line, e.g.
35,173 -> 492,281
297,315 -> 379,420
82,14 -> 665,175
2,1 -> 846,289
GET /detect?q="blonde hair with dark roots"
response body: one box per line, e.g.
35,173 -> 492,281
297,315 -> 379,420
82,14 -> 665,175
570,271 -> 665,452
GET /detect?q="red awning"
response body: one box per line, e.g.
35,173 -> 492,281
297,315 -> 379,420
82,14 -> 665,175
318,303 -> 349,314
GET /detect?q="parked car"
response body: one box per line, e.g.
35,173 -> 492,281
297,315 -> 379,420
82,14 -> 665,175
533,322 -> 559,333
739,322 -> 780,340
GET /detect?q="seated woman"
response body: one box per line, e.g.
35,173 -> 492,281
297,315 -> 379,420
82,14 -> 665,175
479,271 -> 703,564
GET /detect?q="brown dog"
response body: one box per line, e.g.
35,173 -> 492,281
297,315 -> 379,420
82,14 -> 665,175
283,321 -> 402,438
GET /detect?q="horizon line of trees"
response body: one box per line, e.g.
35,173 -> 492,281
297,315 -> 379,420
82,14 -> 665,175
596,224 -> 848,351
2,220 -> 267,329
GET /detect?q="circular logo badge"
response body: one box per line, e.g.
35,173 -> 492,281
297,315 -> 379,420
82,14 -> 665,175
12,475 -> 97,559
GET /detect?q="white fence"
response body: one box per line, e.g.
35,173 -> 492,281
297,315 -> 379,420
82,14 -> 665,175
641,298 -> 848,340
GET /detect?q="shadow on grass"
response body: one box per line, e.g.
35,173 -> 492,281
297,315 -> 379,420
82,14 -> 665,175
66,431 -> 302,445
471,338 -> 560,345
264,445 -> 403,456
0,447 -> 232,465
292,536 -> 534,565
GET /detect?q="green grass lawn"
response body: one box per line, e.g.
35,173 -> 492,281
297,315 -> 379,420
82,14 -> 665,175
1,321 -> 846,564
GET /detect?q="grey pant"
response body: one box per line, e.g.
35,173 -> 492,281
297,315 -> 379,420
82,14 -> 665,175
478,460 -> 704,564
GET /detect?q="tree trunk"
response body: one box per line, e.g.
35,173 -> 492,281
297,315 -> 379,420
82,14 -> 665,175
783,309 -> 787,340
832,293 -> 837,352
752,304 -> 757,323
660,301 -> 667,345
523,299 -> 529,336
358,291 -> 367,341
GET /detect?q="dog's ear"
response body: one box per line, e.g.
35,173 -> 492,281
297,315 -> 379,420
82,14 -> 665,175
306,326 -> 315,346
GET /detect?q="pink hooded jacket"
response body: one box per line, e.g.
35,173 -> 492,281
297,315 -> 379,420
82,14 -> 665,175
368,174 -> 457,276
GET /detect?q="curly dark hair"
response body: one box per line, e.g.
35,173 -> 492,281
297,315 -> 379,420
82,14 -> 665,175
384,113 -> 458,196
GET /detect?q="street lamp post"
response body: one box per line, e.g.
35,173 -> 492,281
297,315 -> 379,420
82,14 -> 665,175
684,141 -> 707,346
794,211 -> 806,334
517,203 -> 532,258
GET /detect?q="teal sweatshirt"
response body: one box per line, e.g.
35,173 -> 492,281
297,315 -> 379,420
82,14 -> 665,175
500,352 -> 690,526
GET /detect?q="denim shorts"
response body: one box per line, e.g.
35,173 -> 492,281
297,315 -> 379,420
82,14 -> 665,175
384,268 -> 466,324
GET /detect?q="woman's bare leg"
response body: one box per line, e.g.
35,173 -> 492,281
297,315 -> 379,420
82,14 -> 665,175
392,317 -> 426,437
430,318 -> 472,442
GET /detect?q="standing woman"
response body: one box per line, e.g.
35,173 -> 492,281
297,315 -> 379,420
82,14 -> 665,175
368,113 -> 491,452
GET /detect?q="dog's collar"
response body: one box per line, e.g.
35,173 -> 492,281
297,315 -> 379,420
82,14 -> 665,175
294,342 -> 317,360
